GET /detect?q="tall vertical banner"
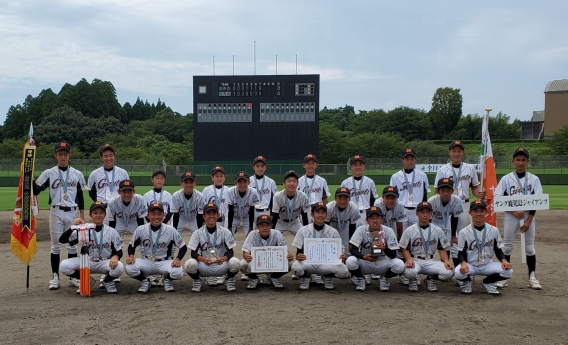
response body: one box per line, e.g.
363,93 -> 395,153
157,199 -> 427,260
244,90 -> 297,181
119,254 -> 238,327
480,115 -> 497,226
11,139 -> 38,265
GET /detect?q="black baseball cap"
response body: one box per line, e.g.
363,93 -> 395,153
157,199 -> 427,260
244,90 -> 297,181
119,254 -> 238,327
335,187 -> 351,197
470,199 -> 487,210
513,148 -> 529,159
402,148 -> 416,158
234,171 -> 250,182
349,155 -> 365,165
448,141 -> 465,150
119,180 -> 135,190
283,170 -> 299,181
181,172 -> 196,181
152,169 -> 166,178
148,202 -> 164,212
311,202 -> 327,213
437,178 -> 454,189
416,201 -> 433,211
253,156 -> 267,165
303,154 -> 318,163
89,201 -> 106,213
54,142 -> 70,152
366,206 -> 384,218
256,214 -> 272,225
203,202 -> 219,213
382,186 -> 399,197
211,166 -> 225,175
99,144 -> 115,156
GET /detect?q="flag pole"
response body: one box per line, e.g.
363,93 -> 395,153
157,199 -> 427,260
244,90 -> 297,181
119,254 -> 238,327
27,124 -> 34,292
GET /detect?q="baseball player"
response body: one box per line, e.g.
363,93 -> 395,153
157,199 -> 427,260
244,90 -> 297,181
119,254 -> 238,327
428,178 -> 464,266
59,202 -> 124,293
341,155 -> 378,227
455,200 -> 513,295
201,166 -> 229,227
346,207 -> 405,292
240,215 -> 293,289
184,203 -> 241,292
33,142 -> 88,290
298,154 -> 331,223
495,148 -> 542,289
271,170 -> 310,236
225,171 -> 259,236
399,202 -> 454,292
171,172 -> 205,235
250,156 -> 277,229
291,202 -> 349,290
87,144 -> 130,221
390,148 -> 430,230
143,169 -> 173,225
325,187 -> 361,258
125,202 -> 187,293
107,180 -> 148,237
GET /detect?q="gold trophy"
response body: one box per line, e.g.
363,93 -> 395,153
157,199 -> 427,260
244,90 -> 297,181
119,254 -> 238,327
371,230 -> 385,257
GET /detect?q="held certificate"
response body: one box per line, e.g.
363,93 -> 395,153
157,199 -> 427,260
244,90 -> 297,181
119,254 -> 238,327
250,246 -> 288,273
304,238 -> 342,265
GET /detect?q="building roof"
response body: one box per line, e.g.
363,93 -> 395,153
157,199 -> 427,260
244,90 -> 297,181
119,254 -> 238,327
544,79 -> 568,93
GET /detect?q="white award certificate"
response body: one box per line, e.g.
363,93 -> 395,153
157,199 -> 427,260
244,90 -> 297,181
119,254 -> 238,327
304,238 -> 342,265
250,246 -> 288,273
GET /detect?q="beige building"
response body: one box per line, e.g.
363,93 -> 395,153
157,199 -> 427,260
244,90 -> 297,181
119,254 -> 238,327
544,79 -> 568,137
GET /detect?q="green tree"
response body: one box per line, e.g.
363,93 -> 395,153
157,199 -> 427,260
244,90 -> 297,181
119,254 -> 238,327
549,124 -> 568,155
429,87 -> 463,138
380,106 -> 434,141
350,109 -> 387,134
318,123 -> 346,163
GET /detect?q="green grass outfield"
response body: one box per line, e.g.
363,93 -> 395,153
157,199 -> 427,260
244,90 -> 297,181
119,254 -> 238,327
1,185 -> 567,211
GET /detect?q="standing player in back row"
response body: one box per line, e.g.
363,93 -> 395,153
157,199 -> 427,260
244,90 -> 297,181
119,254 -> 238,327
271,170 -> 310,236
143,169 -> 173,225
390,148 -> 430,230
249,156 -> 277,229
298,154 -> 331,223
341,155 -> 378,227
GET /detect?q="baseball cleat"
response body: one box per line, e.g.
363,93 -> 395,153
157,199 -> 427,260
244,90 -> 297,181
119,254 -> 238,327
113,277 -> 121,283
528,273 -> 542,290
496,280 -> 508,288
379,276 -> 390,292
261,274 -> 272,285
49,274 -> 60,290
299,277 -> 310,290
137,279 -> 150,293
104,281 -> 118,294
225,277 -> 237,292
479,282 -> 500,295
247,278 -> 259,289
271,277 -> 284,289
291,274 -> 299,280
408,279 -> 418,292
206,276 -> 218,287
460,280 -> 472,294
311,275 -> 324,285
323,277 -> 334,290
217,275 -> 226,284
240,274 -> 250,281
425,278 -> 438,292
398,275 -> 409,286
371,274 -> 380,280
157,276 -> 164,287
163,278 -> 174,292
364,275 -> 372,285
191,279 -> 202,292
355,277 -> 366,292
69,277 -> 80,288
350,276 -> 358,285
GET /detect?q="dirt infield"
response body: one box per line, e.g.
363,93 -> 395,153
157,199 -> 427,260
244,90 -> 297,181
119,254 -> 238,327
1,210 -> 567,345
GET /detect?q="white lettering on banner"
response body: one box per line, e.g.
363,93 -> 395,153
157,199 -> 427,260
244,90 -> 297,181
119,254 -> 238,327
493,194 -> 550,212
416,164 -> 482,173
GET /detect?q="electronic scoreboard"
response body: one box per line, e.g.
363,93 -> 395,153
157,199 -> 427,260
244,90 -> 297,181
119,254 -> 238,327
193,74 -> 320,163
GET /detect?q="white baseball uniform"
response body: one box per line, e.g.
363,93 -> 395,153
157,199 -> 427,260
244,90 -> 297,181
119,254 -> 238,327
373,198 -> 407,233
35,166 -> 88,255
250,175 -> 277,228
345,224 -> 405,276
143,189 -> 173,225
201,184 -> 229,226
125,224 -> 186,280
399,223 -> 453,281
272,190 -> 310,235
325,201 -> 361,257
107,194 -> 148,236
390,169 -> 430,229
428,194 -> 464,258
495,172 -> 543,256
240,229 -> 290,276
171,189 -> 206,235
291,224 -> 349,278
224,186 -> 259,235
184,225 -> 241,277
298,174 -> 331,223
341,176 -> 378,226
454,223 -> 513,281
435,163 -> 480,233
87,166 -> 130,203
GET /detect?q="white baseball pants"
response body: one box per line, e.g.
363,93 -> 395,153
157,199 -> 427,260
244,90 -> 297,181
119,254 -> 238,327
454,261 -> 513,280
184,257 -> 241,277
403,259 -> 454,281
291,260 -> 349,278
60,257 -> 124,278
503,211 -> 536,256
50,207 -> 79,255
126,258 -> 184,280
345,256 -> 405,276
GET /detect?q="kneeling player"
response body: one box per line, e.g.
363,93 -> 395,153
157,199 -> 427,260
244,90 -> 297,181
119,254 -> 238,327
125,203 -> 187,293
291,202 -> 349,290
184,203 -> 241,292
454,200 -> 513,295
59,202 -> 124,294
346,207 -> 404,292
400,202 -> 454,292
240,215 -> 293,289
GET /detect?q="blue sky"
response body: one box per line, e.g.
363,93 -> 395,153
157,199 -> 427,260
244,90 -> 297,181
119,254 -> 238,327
1,0 -> 566,124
